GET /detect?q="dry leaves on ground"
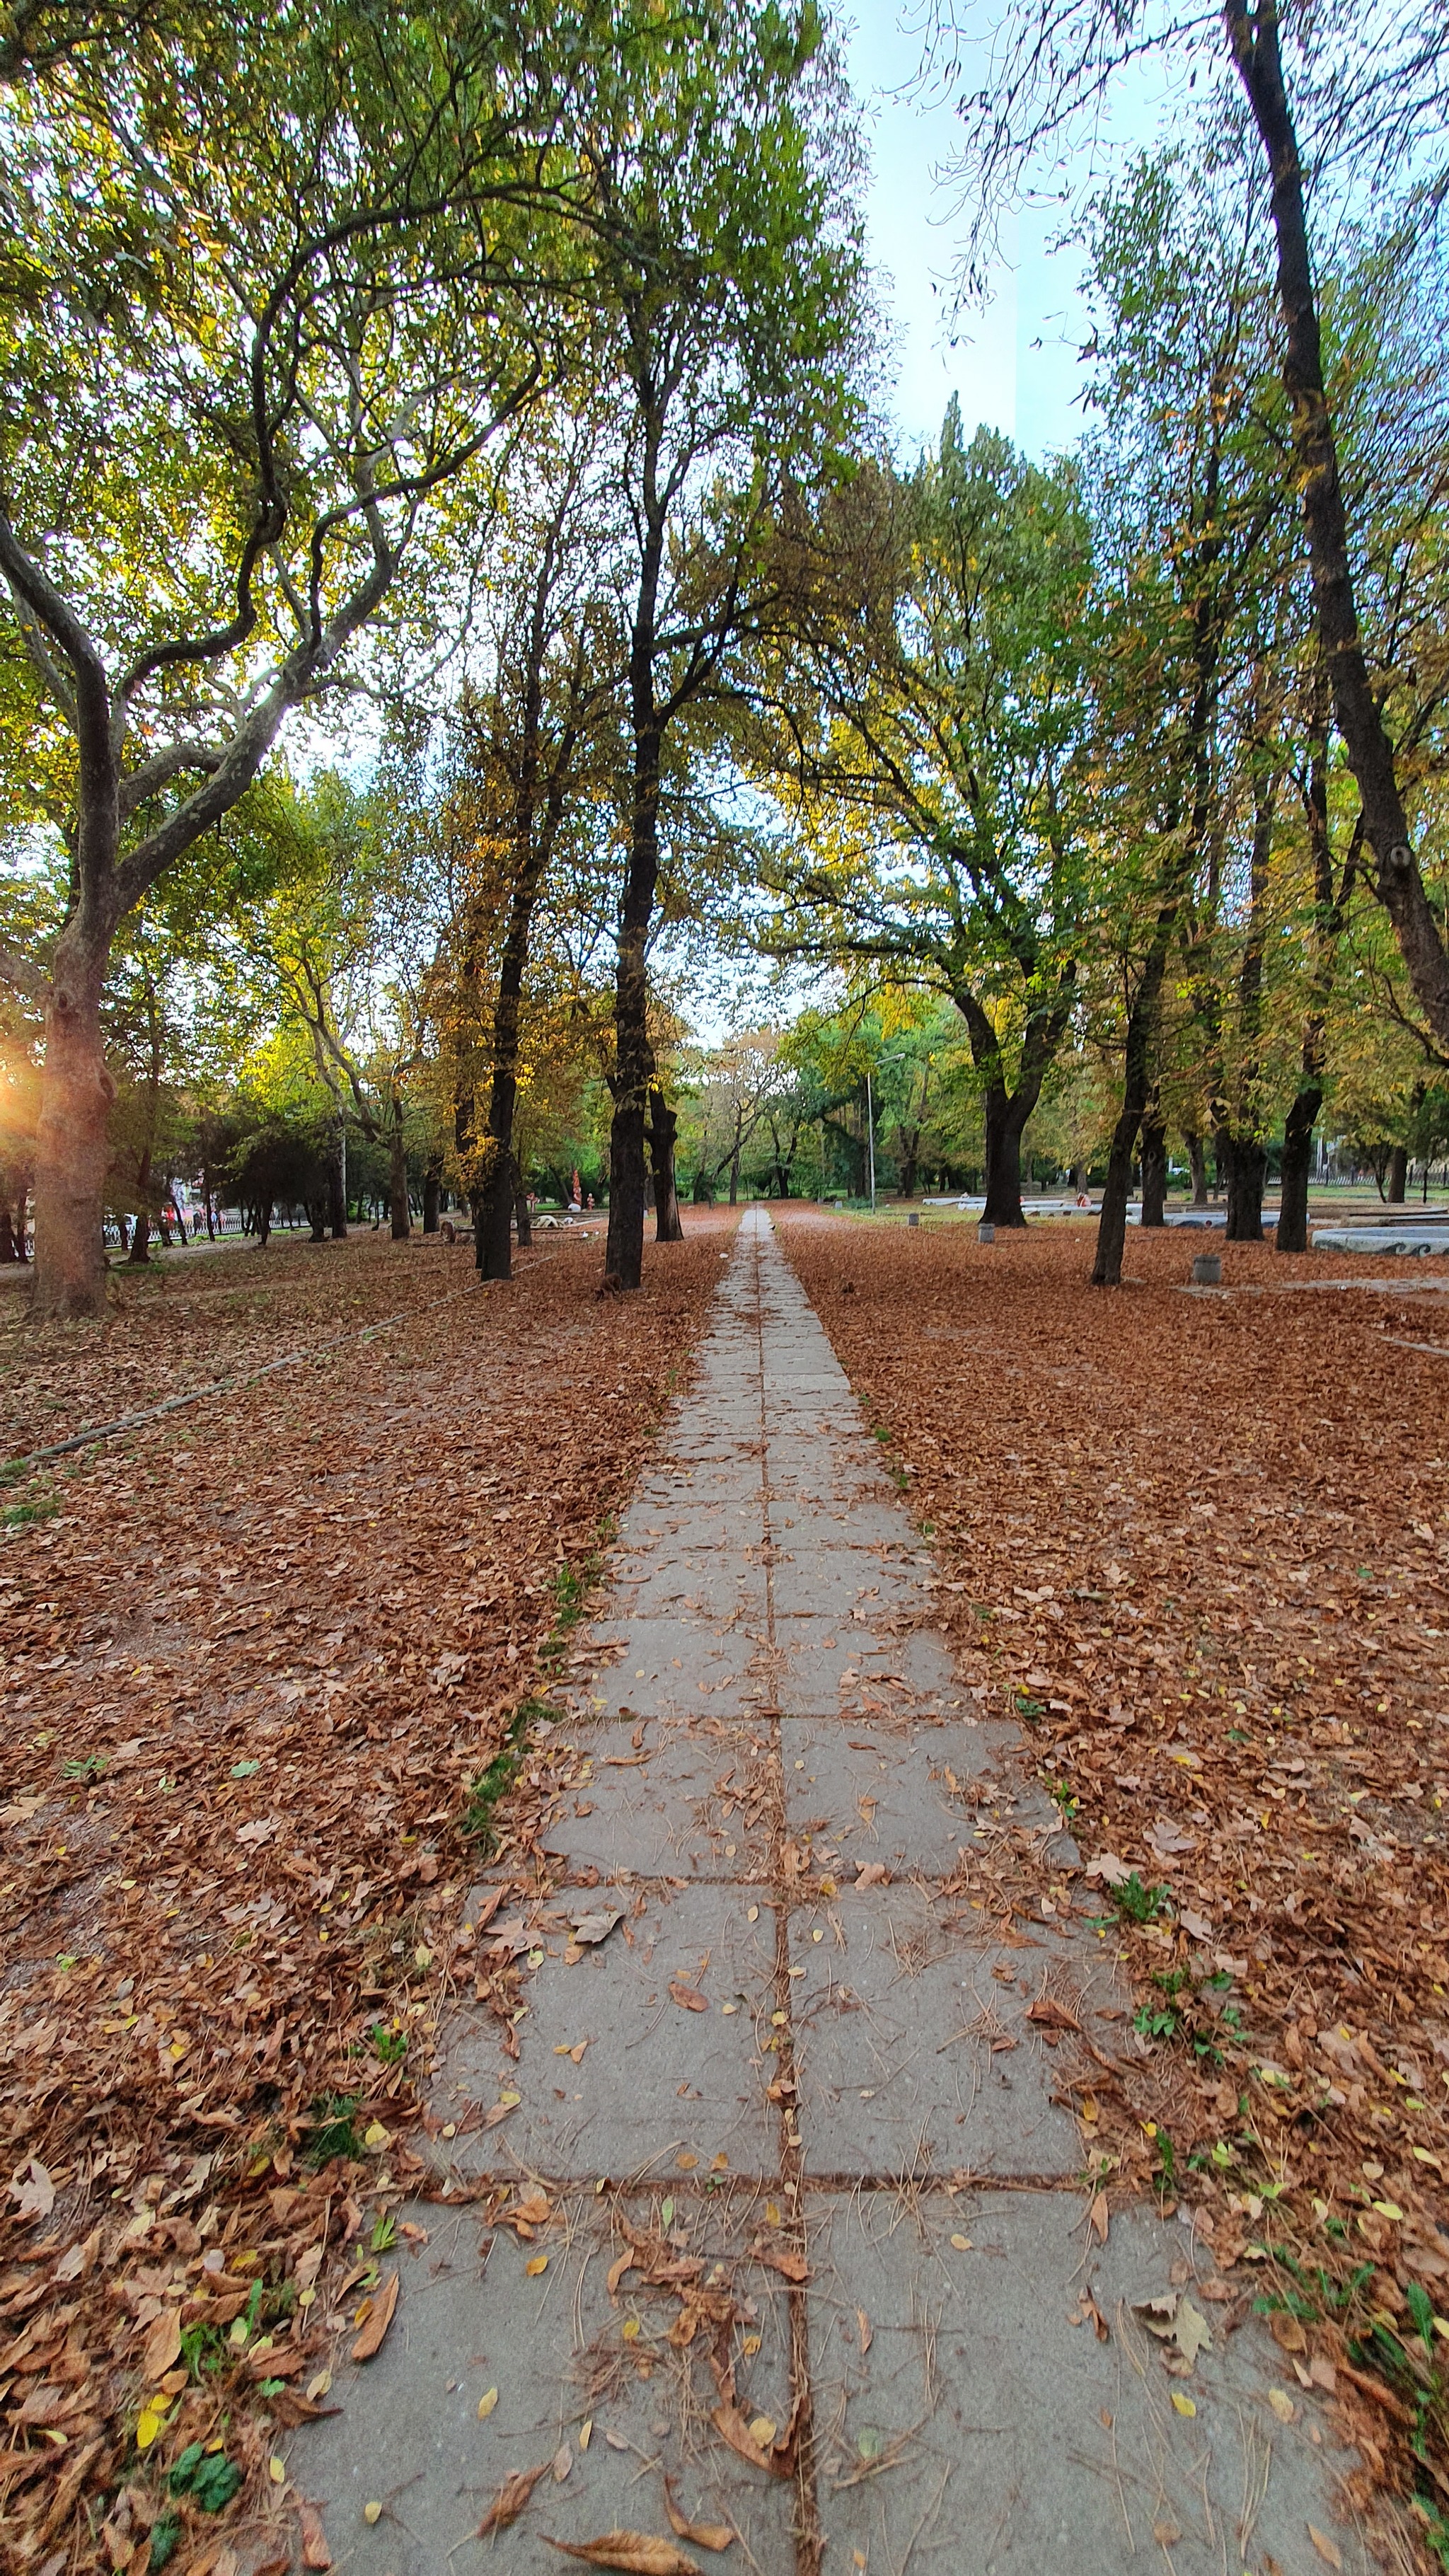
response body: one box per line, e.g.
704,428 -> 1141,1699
0,1220 -> 732,2569
779,1212 -> 1449,2559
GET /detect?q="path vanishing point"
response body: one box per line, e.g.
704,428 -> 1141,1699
296,1208 -> 1373,2575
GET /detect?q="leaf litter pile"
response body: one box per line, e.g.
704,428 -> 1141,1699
779,1211 -> 1449,2570
0,1220 -> 732,2575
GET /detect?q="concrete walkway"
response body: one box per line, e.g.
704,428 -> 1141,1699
295,1210 -> 1369,2575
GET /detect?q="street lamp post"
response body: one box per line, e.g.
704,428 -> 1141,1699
865,1068 -> 876,1213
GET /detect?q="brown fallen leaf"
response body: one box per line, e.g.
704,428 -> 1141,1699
1307,2527 -> 1344,2571
483,2096 -> 519,2130
664,2476 -> 734,2551
750,2242 -> 809,2283
856,2307 -> 872,2356
478,2461 -> 552,2536
668,1979 -> 709,2013
710,2402 -> 787,2477
350,2267 -> 399,2362
1269,2309 -> 1307,2355
607,2247 -> 637,2297
299,2502 -> 333,2570
854,1862 -> 889,1887
141,2305 -> 183,2382
1025,1994 -> 1080,2033
547,2535 -> 703,2573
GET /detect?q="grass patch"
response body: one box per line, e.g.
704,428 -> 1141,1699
303,2091 -> 364,2167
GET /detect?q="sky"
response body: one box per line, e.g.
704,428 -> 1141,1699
841,1 -> 1097,464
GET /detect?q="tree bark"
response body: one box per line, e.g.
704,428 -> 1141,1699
1223,1133 -> 1266,1241
1386,1145 -> 1408,1205
422,1155 -> 441,1235
1276,1083 -> 1322,1252
388,1102 -> 410,1240
327,1123 -> 347,1239
1140,1102 -> 1167,1226
1225,0 -> 1449,1050
30,944 -> 115,1319
648,1087 -> 684,1242
1185,1131 -> 1208,1206
513,1173 -> 532,1248
1094,940 -> 1168,1287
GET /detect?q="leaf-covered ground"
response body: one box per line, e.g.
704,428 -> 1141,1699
778,1210 -> 1449,2570
0,1219 -> 734,2575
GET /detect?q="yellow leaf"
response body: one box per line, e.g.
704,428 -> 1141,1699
1371,2200 -> 1404,2221
362,2120 -> 389,2149
269,2456 -> 287,2484
579,2419 -> 593,2451
526,2254 -> 548,2276
478,2387 -> 499,2420
622,2318 -> 641,2340
135,2408 -> 163,2451
676,2152 -> 698,2171
742,2334 -> 761,2357
765,2201 -> 782,2226
1268,2389 -> 1296,2422
749,2417 -> 778,2448
306,2369 -> 332,2402
364,2502 -> 382,2525
1170,2392 -> 1196,2418
949,2234 -> 972,2251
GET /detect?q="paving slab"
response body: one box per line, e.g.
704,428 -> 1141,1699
806,2186 -> 1371,2574
291,1208 -> 1375,2575
789,1888 -> 1087,2179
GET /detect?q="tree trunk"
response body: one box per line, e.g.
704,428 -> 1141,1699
1185,1131 -> 1208,1206
607,492 -> 666,1294
1277,1082 -> 1322,1252
422,1156 -> 441,1235
30,949 -> 115,1319
981,1082 -> 1030,1225
1094,942 -> 1167,1287
1140,1104 -> 1167,1227
388,1102 -> 410,1240
648,1088 -> 684,1242
1226,0 -> 1449,1051
513,1176 -> 532,1249
0,1206 -> 13,1262
1222,1133 -> 1266,1241
308,1200 -> 327,1242
327,1124 -> 347,1239
1386,1145 -> 1408,1204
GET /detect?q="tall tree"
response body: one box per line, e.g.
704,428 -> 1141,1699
753,420 -> 1096,1225
591,0 -> 866,1288
0,0 -> 605,1315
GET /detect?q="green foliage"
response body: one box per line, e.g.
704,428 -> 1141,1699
166,2442 -> 242,2512
1107,1873 -> 1168,1923
148,2520 -> 182,2573
304,2092 -> 364,2167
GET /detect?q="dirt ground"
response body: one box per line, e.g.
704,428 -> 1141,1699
0,1216 -> 735,2575
776,1208 -> 1449,2564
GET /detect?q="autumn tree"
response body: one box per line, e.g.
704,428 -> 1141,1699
0,0 -> 616,1316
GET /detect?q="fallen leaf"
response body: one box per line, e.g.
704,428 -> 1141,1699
572,1909 -> 625,1947
478,2461 -> 551,2536
478,2386 -> 499,2420
553,2443 -> 572,2482
856,2308 -> 872,2356
949,2234 -> 972,2252
1308,2528 -> 1344,2570
1084,1853 -> 1132,1887
299,2502 -> 333,2569
1269,2310 -> 1307,2355
1087,2193 -> 1109,2244
668,1979 -> 709,2013
350,2268 -> 399,2361
1268,2388 -> 1297,2422
751,2242 -> 809,2282
664,2476 -> 734,2551
483,2096 -> 519,2130
608,2248 -> 637,2297
711,2401 -> 785,2475
1025,1994 -> 1080,2033
1151,2520 -> 1182,2548
142,2305 -> 183,2382
546,2536 -> 703,2573
854,1862 -> 889,1887
1170,2391 -> 1196,2418
364,2500 -> 382,2524
11,2156 -> 55,2222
